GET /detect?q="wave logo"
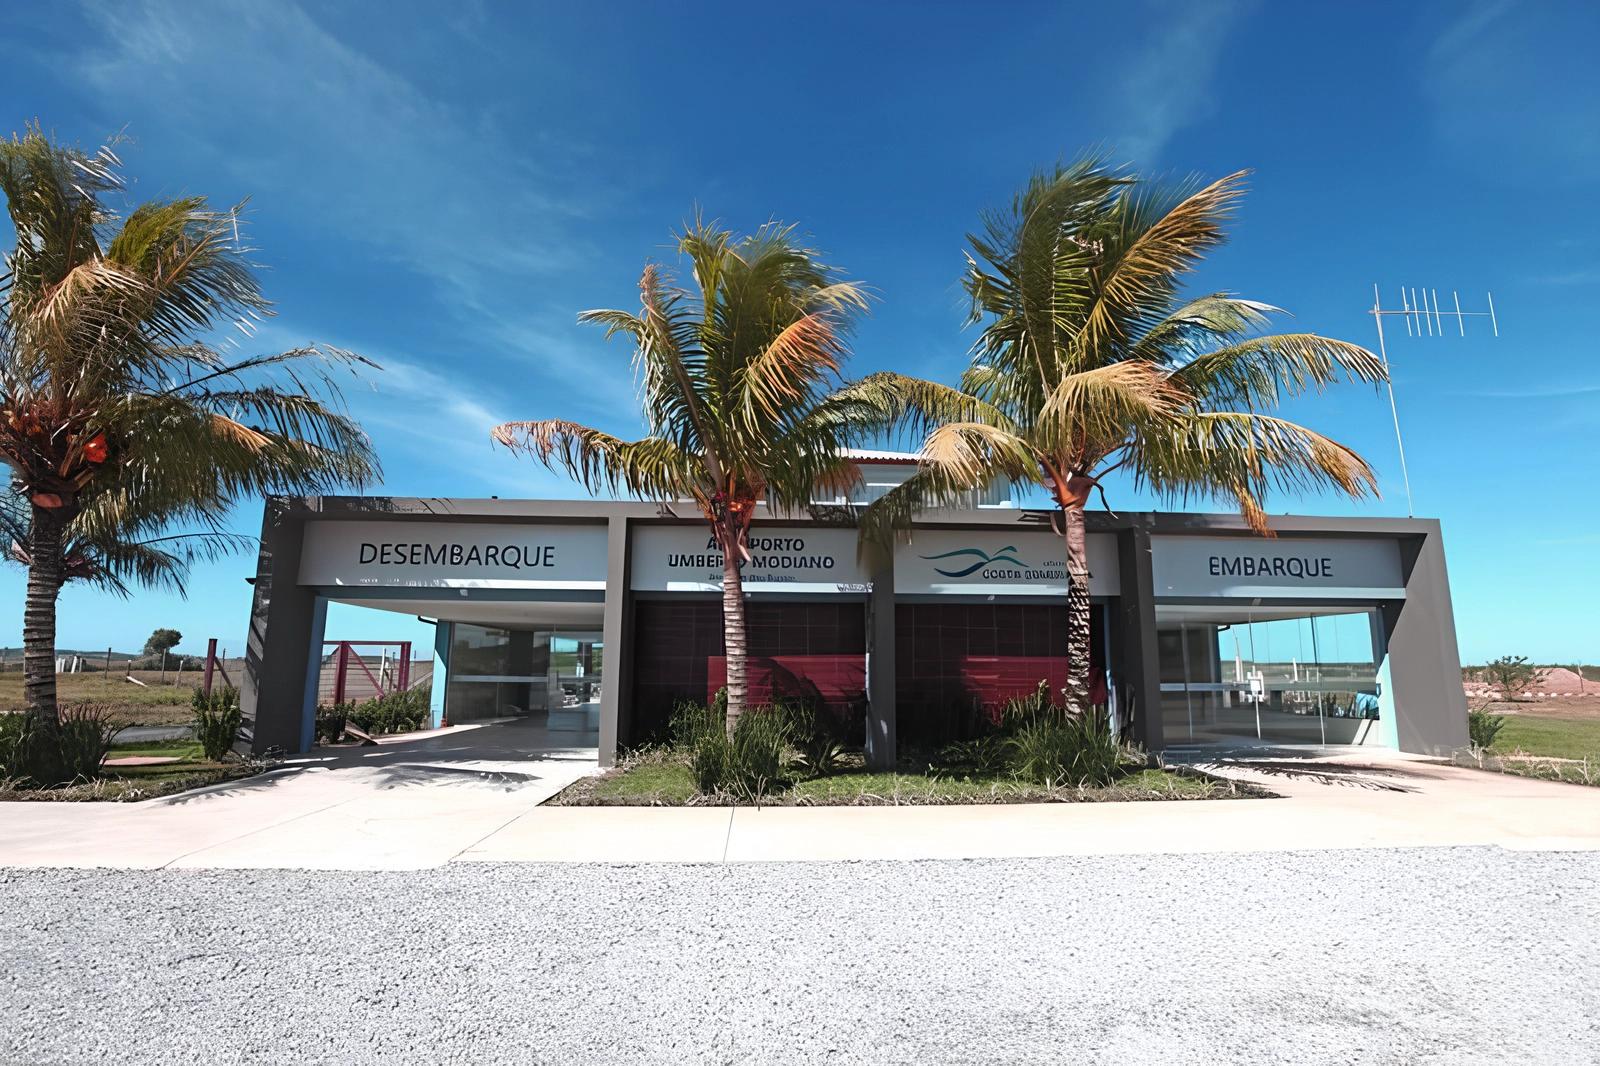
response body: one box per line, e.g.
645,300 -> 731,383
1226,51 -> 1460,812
919,545 -> 1028,578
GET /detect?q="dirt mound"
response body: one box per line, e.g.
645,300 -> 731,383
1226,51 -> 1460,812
1536,667 -> 1591,695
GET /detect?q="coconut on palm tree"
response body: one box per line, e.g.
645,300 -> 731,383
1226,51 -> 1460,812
0,127 -> 379,731
493,218 -> 869,734
851,161 -> 1386,718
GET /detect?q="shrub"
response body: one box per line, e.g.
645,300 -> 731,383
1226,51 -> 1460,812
0,713 -> 36,783
56,704 -> 125,783
0,706 -> 123,786
1480,655 -> 1538,702
794,734 -> 847,778
936,735 -> 1010,774
728,709 -> 788,800
346,687 -> 430,735
191,686 -> 243,761
998,681 -> 1129,788
689,728 -> 731,794
669,698 -> 722,752
314,704 -> 351,745
1467,707 -> 1507,750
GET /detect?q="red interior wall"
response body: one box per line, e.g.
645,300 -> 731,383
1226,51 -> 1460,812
631,600 -> 866,741
895,602 -> 1106,746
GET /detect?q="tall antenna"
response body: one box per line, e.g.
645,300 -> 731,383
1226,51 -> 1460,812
1367,285 -> 1498,517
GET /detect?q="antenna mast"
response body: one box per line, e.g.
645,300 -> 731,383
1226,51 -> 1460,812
1367,285 -> 1498,517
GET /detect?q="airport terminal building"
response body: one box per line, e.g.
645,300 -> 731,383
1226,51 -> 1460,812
239,456 -> 1469,764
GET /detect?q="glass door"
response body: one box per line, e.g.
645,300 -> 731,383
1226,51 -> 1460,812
1156,607 -> 1384,747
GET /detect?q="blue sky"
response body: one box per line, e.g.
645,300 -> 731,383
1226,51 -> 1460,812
2,0 -> 1597,665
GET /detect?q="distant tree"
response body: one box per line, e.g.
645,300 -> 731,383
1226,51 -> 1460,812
143,628 -> 182,658
1482,655 -> 1538,702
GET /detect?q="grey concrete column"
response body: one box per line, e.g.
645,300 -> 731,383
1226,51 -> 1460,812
1114,524 -> 1164,752
865,543 -> 897,770
598,514 -> 633,767
1386,524 -> 1469,755
241,499 -> 321,756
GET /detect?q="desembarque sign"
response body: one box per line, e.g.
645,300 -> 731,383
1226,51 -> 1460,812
1150,535 -> 1405,599
630,526 -> 869,593
298,520 -> 608,589
894,530 -> 1120,596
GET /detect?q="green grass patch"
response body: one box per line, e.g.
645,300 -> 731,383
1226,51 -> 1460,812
1491,716 -> 1600,761
107,738 -> 203,759
555,751 -> 1263,806
1,761 -> 263,802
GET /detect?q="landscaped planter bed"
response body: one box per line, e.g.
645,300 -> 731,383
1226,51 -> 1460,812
553,751 -> 1273,806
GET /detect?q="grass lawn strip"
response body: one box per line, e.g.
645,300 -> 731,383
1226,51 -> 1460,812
555,751 -> 1270,807
1491,715 -> 1600,762
0,761 -> 265,802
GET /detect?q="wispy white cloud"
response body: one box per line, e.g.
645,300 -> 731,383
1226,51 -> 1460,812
1531,268 -> 1600,287
72,0 -> 637,419
1424,0 -> 1600,185
1109,0 -> 1255,162
1456,384 -> 1600,400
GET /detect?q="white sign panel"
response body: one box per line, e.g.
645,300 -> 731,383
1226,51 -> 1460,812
630,526 -> 869,593
298,520 -> 608,590
894,530 -> 1120,596
1151,535 -> 1405,599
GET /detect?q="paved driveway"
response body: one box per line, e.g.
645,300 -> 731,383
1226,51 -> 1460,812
0,719 -> 600,869
4,745 -> 1598,869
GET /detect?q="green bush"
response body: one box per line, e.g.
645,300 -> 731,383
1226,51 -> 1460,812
346,687 -> 430,735
728,710 -> 788,799
672,696 -> 797,799
57,704 -> 125,781
689,728 -> 731,794
669,698 -> 722,752
314,704 -> 351,745
936,735 -> 1010,774
191,686 -> 243,761
0,706 -> 124,787
0,713 -> 36,783
794,734 -> 847,778
1468,707 -> 1507,750
999,681 -> 1129,788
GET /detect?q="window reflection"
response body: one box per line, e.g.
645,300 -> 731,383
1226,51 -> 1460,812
445,623 -> 604,729
1156,607 -> 1383,747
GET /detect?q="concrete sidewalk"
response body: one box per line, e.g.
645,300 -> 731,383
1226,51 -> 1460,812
2,743 -> 1598,869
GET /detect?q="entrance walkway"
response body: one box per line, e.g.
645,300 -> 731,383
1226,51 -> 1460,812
2,747 -> 1596,869
0,719 -> 599,870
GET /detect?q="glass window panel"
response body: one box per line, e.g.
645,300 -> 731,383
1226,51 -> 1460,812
1157,607 -> 1383,748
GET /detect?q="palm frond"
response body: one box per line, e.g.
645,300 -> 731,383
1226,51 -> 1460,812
1128,294 -> 1279,364
1132,411 -> 1379,532
1170,333 -> 1387,410
1036,361 -> 1185,455
1079,170 -> 1248,357
492,419 -> 701,501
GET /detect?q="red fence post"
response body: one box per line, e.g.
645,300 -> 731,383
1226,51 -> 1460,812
332,642 -> 348,705
399,642 -> 412,691
203,638 -> 218,696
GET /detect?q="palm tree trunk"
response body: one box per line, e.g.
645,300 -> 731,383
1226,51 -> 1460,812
23,502 -> 67,730
721,527 -> 748,738
1061,502 -> 1093,716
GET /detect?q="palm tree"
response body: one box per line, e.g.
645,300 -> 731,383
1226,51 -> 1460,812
852,161 -> 1385,718
0,127 -> 379,730
1,484 -> 251,598
494,218 -> 869,734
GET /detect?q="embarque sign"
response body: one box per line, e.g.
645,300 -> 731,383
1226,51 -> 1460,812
1150,535 -> 1405,599
631,526 -> 869,593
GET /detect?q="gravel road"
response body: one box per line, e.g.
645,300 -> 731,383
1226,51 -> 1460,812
4,848 -> 1597,1064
